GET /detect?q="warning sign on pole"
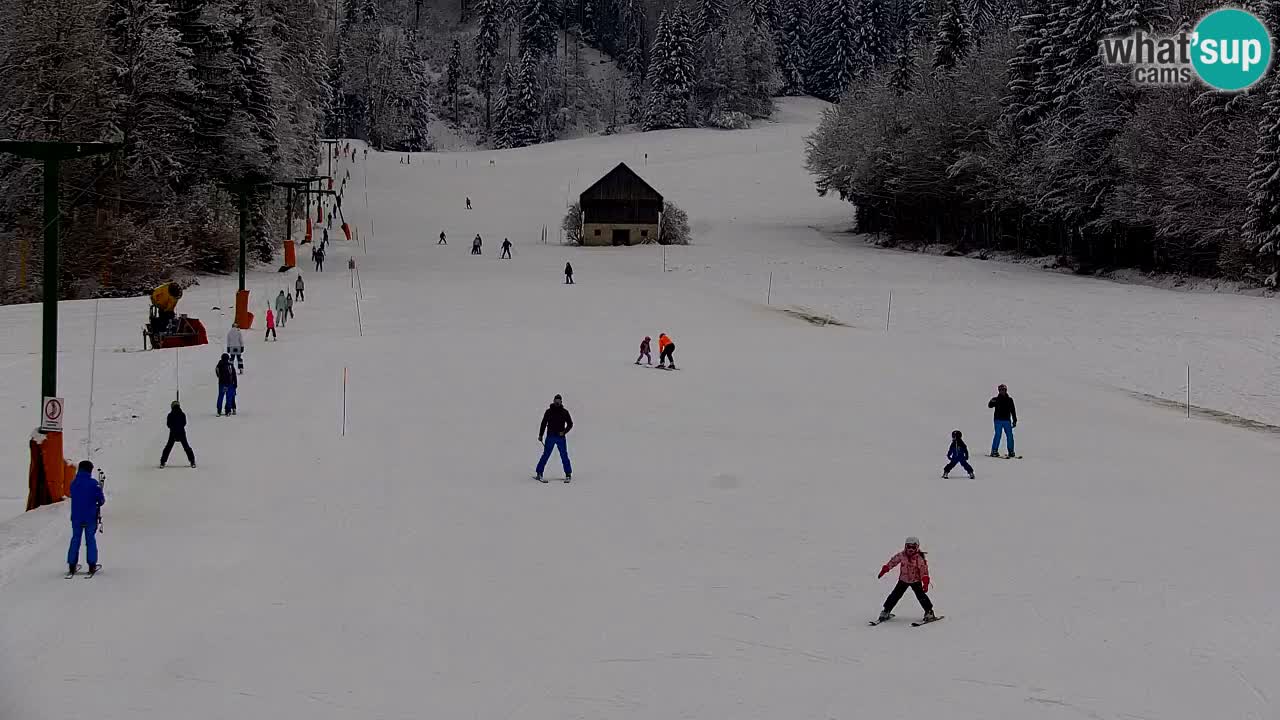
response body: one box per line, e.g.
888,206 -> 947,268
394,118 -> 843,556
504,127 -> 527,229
41,396 -> 64,432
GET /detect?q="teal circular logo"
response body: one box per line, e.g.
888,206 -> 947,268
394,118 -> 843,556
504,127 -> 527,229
1191,8 -> 1272,91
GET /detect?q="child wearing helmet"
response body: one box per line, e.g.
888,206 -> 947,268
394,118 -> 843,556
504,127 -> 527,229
942,430 -> 974,479
635,336 -> 652,366
876,537 -> 935,622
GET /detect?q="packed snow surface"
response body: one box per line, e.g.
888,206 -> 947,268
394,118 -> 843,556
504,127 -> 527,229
2,98 -> 1279,719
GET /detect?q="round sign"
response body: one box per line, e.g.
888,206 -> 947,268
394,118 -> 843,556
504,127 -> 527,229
43,397 -> 63,423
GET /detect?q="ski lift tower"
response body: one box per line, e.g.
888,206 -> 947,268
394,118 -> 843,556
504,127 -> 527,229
0,140 -> 117,510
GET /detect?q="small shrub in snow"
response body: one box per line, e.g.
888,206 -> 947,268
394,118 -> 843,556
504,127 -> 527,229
706,111 -> 751,130
660,201 -> 691,245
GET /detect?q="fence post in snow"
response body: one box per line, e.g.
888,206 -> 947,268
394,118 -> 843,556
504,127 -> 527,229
1186,365 -> 1191,418
886,290 -> 893,332
767,271 -> 772,305
342,368 -> 348,437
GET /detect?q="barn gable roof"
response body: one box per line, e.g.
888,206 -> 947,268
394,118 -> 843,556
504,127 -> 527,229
579,163 -> 663,204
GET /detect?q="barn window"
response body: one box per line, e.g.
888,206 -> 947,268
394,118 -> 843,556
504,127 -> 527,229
594,229 -> 601,236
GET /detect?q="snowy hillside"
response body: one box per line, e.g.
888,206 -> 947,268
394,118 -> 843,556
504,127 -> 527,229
1,98 -> 1278,720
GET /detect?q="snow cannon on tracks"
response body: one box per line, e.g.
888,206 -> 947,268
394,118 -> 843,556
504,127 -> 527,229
142,282 -> 209,350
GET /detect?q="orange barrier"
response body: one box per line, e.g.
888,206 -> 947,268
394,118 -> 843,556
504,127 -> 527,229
284,240 -> 296,268
342,223 -> 352,241
305,218 -> 313,243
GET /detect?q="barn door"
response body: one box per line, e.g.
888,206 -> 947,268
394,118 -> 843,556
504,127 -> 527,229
612,228 -> 630,246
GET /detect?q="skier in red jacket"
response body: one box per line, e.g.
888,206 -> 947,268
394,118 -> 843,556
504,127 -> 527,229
876,536 -> 936,622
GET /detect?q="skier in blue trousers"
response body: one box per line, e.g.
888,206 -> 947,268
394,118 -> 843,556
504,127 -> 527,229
66,460 -> 105,576
988,384 -> 1017,457
535,394 -> 573,483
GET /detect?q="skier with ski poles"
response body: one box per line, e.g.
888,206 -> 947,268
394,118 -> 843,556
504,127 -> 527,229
875,536 -> 937,624
65,460 -> 105,577
535,394 -> 573,483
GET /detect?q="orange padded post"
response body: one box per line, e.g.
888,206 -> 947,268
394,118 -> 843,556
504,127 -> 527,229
236,289 -> 253,330
342,223 -> 352,241
284,240 -> 296,268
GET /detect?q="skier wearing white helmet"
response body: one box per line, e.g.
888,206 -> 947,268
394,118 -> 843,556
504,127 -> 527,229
875,537 -> 936,624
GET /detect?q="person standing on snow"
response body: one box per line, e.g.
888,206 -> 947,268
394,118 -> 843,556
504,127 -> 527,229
264,307 -> 277,341
285,291 -> 295,322
876,537 -> 936,622
472,234 -> 482,255
160,400 -> 196,468
295,274 -> 305,302
315,244 -> 326,272
535,394 -> 573,483
215,353 -> 238,416
275,290 -> 288,327
66,460 -> 105,576
501,238 -> 512,259
439,230 -> 447,245
988,384 -> 1017,457
657,333 -> 676,369
226,322 -> 244,374
942,430 -> 974,479
466,196 -> 472,210
564,262 -> 574,284
635,336 -> 652,366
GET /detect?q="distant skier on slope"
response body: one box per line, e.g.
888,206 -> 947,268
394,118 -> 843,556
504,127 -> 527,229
988,384 -> 1017,457
657,333 -> 675,369
160,400 -> 196,468
295,274 -> 305,302
564,262 -> 574,284
535,394 -> 573,483
466,196 -> 472,210
501,238 -> 512,259
215,353 -> 238,416
285,291 -> 295,322
472,234 -> 482,255
264,308 -> 277,341
439,230 -> 447,245
226,322 -> 244,374
876,537 -> 936,623
942,430 -> 974,479
635,336 -> 652,366
275,290 -> 288,327
66,460 -> 105,577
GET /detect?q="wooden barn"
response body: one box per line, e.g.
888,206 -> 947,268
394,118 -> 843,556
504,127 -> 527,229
579,163 -> 663,246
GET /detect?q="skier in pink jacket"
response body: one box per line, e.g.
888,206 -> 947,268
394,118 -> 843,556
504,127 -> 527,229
876,536 -> 936,622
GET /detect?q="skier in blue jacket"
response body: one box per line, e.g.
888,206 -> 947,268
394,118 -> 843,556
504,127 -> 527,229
942,430 -> 975,479
66,460 -> 105,576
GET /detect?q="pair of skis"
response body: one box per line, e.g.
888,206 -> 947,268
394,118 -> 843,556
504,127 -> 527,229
65,564 -> 100,579
868,614 -> 945,627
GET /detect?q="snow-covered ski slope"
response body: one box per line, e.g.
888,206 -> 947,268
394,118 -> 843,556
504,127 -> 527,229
2,98 -> 1279,719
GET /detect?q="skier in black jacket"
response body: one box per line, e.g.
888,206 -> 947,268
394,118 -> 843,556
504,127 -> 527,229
160,400 -> 196,468
988,384 -> 1017,457
535,394 -> 573,482
215,354 -> 238,416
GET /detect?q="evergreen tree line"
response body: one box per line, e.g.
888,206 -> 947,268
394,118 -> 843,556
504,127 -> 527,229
807,0 -> 1280,283
0,0 -> 332,302
327,0 -> 782,151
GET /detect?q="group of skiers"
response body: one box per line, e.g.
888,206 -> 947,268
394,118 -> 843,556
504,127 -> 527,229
635,333 -> 676,369
942,384 -> 1019,479
264,275 -> 305,342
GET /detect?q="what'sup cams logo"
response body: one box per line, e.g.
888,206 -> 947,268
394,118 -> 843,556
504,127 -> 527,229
1099,7 -> 1273,91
